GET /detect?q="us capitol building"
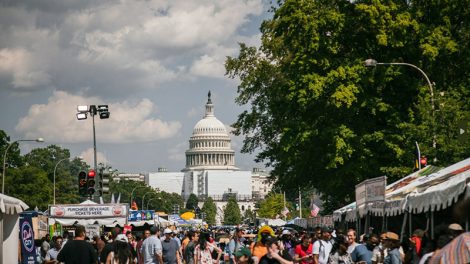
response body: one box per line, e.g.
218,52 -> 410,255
140,92 -> 272,224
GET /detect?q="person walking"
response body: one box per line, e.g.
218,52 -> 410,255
184,231 -> 199,264
162,228 -> 181,264
141,226 -> 163,264
228,228 -> 245,264
294,235 -> 314,264
106,234 -> 133,264
137,230 -> 151,264
44,236 -> 63,264
382,232 -> 402,264
101,227 -> 123,264
194,232 -> 222,264
57,225 -> 98,264
312,228 -> 333,264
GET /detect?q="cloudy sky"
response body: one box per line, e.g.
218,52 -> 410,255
0,0 -> 271,173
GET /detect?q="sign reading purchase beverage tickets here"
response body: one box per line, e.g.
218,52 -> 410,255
355,176 -> 386,206
50,204 -> 128,218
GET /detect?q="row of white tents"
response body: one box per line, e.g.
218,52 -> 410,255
333,157 -> 470,236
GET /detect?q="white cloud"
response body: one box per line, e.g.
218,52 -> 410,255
0,0 -> 265,94
168,142 -> 187,161
15,91 -> 182,143
79,148 -> 109,167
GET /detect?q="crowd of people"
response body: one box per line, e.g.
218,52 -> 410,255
35,221 -> 467,264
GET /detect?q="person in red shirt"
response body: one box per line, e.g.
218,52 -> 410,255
294,235 -> 314,264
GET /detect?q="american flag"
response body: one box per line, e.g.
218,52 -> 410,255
310,203 -> 320,217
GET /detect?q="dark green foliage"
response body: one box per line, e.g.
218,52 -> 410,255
226,0 -> 469,212
186,193 -> 199,210
223,197 -> 241,225
201,197 -> 217,226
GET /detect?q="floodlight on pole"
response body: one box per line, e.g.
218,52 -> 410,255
363,59 -> 436,150
2,138 -> 44,194
76,104 -> 110,199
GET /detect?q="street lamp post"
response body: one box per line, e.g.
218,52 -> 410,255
130,186 -> 147,206
142,192 -> 154,209
2,138 -> 44,193
76,105 -> 110,198
364,59 -> 436,150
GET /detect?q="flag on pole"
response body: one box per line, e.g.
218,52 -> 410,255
310,203 -> 320,217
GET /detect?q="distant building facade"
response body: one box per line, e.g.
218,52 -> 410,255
145,92 -> 272,224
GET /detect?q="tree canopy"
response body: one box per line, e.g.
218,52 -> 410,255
186,193 -> 199,210
201,197 -> 217,226
223,197 -> 242,225
226,0 -> 469,211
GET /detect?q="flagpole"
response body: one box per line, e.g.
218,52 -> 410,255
299,187 -> 302,218
283,191 -> 286,221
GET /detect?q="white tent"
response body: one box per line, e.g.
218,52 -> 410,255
0,193 -> 29,264
333,158 -> 470,222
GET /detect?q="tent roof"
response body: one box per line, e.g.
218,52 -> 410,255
333,158 -> 470,221
0,193 -> 29,215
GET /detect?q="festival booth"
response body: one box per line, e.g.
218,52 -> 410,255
48,200 -> 128,237
0,193 -> 30,264
333,158 -> 470,237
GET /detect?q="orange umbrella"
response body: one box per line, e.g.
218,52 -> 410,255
429,232 -> 469,264
180,211 -> 195,220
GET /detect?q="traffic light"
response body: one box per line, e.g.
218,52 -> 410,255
97,169 -> 111,196
78,171 -> 87,196
420,156 -> 428,167
87,169 -> 96,195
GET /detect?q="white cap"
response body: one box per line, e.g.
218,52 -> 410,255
282,229 -> 291,235
116,234 -> 128,243
164,228 -> 173,234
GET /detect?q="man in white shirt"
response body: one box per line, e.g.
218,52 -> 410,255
346,229 -> 358,254
312,228 -> 333,264
45,236 -> 63,264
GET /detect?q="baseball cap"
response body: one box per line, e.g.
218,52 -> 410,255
448,223 -> 463,231
116,234 -> 128,243
384,232 -> 399,241
282,229 -> 291,235
164,228 -> 173,235
234,247 -> 251,258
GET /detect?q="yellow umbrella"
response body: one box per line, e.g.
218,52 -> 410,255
180,211 -> 195,220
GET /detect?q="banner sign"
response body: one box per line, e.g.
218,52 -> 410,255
20,213 -> 36,264
356,176 -> 386,206
86,224 -> 100,238
365,176 -> 386,203
50,204 -> 128,218
128,210 -> 155,222
355,182 -> 366,206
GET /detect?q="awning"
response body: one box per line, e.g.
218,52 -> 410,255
333,158 -> 470,221
0,193 -> 29,215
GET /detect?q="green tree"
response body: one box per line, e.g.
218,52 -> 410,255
257,193 -> 291,219
202,197 -> 217,226
225,0 -> 469,212
6,166 -> 52,210
186,193 -> 199,210
243,208 -> 256,224
223,197 -> 241,225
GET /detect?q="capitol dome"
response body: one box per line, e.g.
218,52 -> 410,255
183,91 -> 238,171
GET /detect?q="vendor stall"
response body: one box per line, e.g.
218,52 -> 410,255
1,193 -> 29,264
333,158 -> 470,234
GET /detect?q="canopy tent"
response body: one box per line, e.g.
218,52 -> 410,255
1,194 -> 29,264
333,158 -> 470,222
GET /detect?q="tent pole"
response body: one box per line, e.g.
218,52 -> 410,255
400,211 -> 408,243
431,211 -> 434,239
409,211 -> 412,236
